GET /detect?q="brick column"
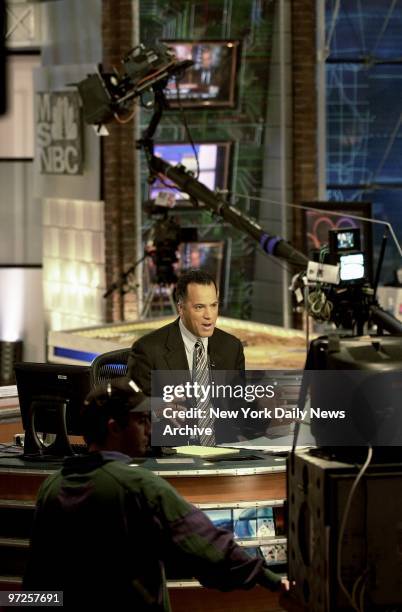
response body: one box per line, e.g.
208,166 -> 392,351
291,0 -> 318,252
102,0 -> 138,322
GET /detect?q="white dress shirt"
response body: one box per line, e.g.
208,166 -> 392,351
179,318 -> 209,372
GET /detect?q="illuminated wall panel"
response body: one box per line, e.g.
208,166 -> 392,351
43,198 -> 106,331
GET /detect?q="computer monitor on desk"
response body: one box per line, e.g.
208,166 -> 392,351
14,363 -> 92,459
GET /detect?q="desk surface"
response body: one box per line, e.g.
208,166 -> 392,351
0,451 -> 287,476
0,452 -> 288,504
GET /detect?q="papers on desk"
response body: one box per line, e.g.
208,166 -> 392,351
155,457 -> 196,464
219,435 -> 315,454
173,445 -> 241,459
0,385 -> 19,411
0,385 -> 18,398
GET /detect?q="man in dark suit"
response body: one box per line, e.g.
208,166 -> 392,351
192,46 -> 227,100
128,269 -> 245,444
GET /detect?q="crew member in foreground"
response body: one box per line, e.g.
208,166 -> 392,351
23,379 -> 289,610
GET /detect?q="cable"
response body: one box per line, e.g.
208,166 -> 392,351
155,173 -> 183,194
142,126 -> 184,198
306,244 -> 334,321
230,192 -> 402,258
134,60 -> 176,90
175,76 -> 200,180
351,570 -> 369,612
359,583 -> 366,612
336,446 -> 373,612
304,284 -> 310,351
350,473 -> 369,611
350,468 -> 370,611
114,108 -> 137,124
307,288 -> 333,321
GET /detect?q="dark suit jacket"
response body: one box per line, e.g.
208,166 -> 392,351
128,318 -> 244,394
127,318 -> 245,444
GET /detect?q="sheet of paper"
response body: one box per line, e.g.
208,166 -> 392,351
0,385 -> 18,398
154,458 -> 196,464
173,445 -> 241,458
219,434 -> 315,453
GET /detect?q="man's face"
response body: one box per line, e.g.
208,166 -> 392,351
119,412 -> 151,457
178,282 -> 219,337
201,50 -> 212,69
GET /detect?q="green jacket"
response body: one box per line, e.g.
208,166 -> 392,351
23,451 -> 281,611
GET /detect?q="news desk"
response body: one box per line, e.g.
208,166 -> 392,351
47,315 -> 308,369
0,454 -> 287,612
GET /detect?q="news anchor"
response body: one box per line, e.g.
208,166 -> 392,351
127,268 -> 245,444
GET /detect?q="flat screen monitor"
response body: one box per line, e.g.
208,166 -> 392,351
144,240 -> 226,302
162,40 -> 239,108
14,362 -> 92,458
177,241 -> 225,291
150,141 -> 231,208
339,252 -> 365,282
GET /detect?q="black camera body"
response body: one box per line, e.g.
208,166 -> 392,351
76,43 -> 192,126
122,44 -> 175,82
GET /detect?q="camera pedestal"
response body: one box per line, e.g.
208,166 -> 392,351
141,283 -> 176,318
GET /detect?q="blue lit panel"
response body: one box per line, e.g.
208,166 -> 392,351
53,347 -> 100,363
326,0 -> 402,60
325,0 -> 402,284
326,64 -> 402,186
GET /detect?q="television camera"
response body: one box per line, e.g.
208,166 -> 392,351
143,204 -> 198,286
290,223 -> 402,337
76,43 -> 193,125
103,205 -> 196,298
146,214 -> 181,285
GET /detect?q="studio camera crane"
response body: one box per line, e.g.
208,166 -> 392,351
75,41 -> 402,341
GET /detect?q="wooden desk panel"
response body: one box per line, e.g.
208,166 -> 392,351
164,472 -> 286,504
0,463 -> 287,611
0,471 -> 49,501
169,585 -> 284,612
0,420 -> 21,444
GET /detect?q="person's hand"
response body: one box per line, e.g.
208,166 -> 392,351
278,580 -> 306,612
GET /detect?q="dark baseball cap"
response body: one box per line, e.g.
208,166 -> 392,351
84,377 -> 151,414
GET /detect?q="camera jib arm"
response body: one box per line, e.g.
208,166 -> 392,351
86,45 -> 401,336
140,89 -> 308,269
141,94 -> 402,335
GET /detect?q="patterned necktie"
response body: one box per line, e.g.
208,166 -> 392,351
192,340 -> 215,446
202,70 -> 210,84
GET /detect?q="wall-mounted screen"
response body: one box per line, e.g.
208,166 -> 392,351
177,241 -> 225,291
149,141 -> 231,208
143,240 -> 225,306
162,40 -> 240,108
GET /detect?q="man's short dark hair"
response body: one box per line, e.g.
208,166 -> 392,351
175,269 -> 217,304
81,378 -> 150,446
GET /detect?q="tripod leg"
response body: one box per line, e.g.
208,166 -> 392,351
167,287 -> 176,314
141,285 -> 155,318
